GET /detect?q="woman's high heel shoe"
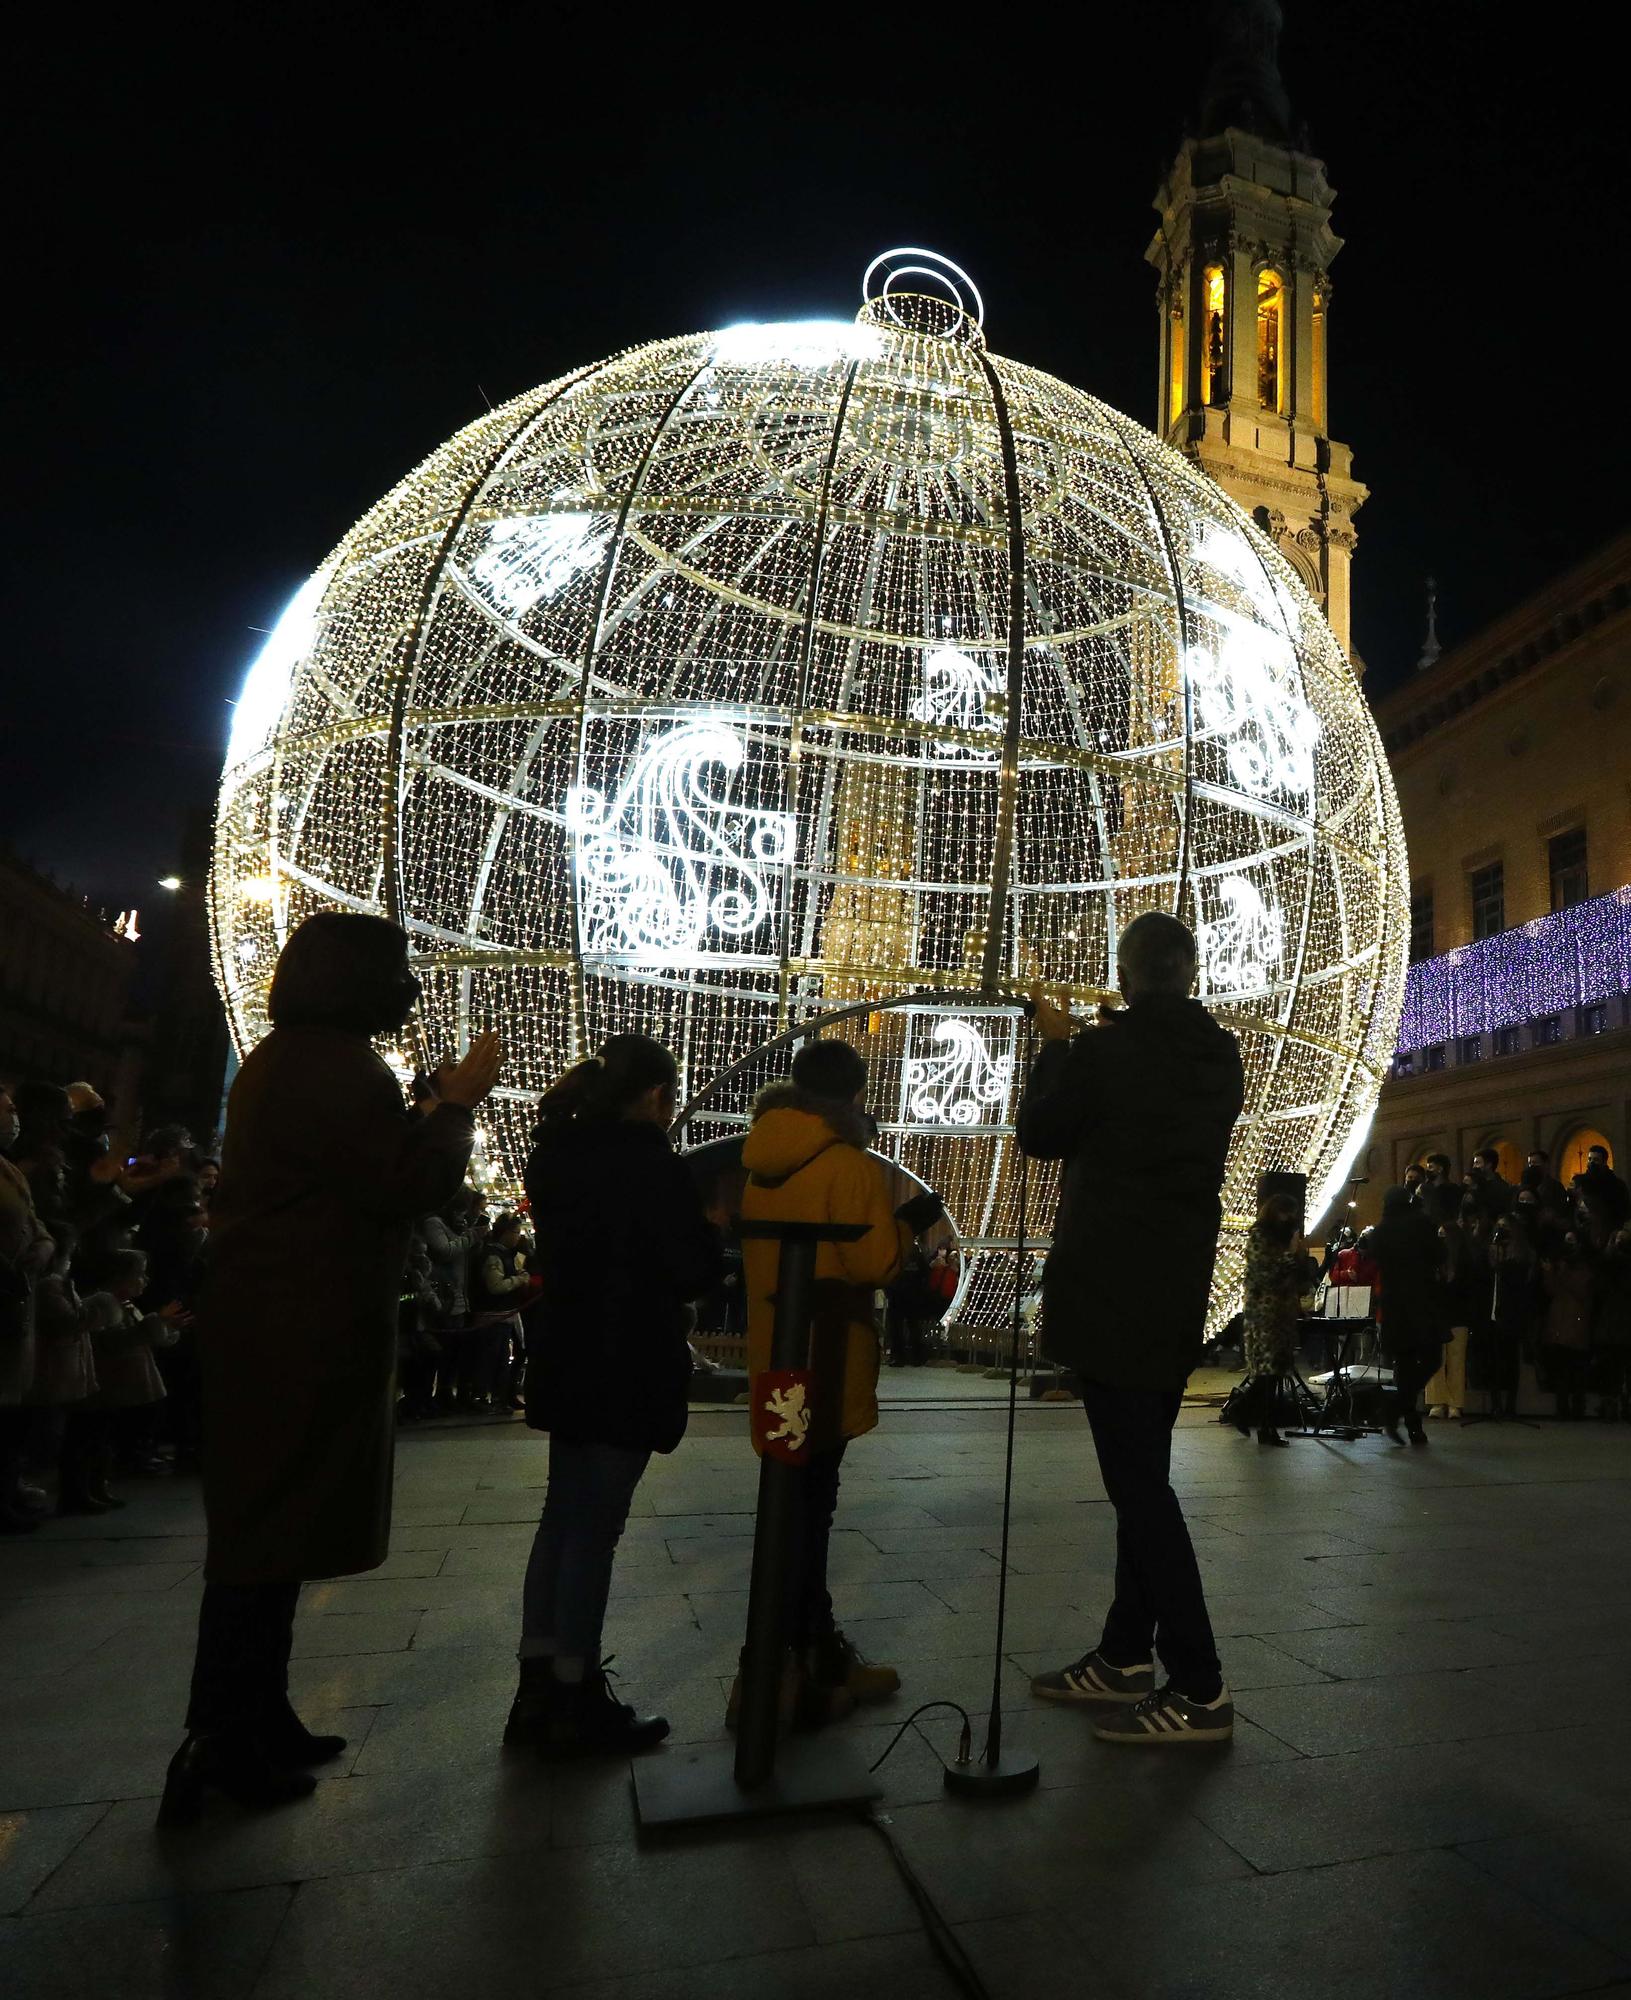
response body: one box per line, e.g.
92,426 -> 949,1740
156,1735 -> 318,1828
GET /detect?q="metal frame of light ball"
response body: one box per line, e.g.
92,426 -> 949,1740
209,265 -> 1409,1332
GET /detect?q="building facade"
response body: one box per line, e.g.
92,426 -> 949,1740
1364,528 -> 1631,1203
0,848 -> 146,1140
1146,0 -> 1366,658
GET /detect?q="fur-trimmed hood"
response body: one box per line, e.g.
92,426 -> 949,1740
742,1082 -> 872,1182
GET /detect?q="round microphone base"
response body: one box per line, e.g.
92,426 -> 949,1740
942,1750 -> 1041,1799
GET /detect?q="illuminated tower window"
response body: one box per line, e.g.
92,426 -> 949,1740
1256,270 -> 1285,413
1167,297 -> 1184,430
1202,265 -> 1226,405
1311,287 -> 1327,430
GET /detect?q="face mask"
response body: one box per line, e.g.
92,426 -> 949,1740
0,1112 -> 18,1151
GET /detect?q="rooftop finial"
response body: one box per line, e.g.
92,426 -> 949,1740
1201,0 -> 1293,142
1416,575 -> 1442,673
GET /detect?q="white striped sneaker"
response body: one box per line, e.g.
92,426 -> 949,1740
1092,1682 -> 1234,1744
1031,1650 -> 1155,1705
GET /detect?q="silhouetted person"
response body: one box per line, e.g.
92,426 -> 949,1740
508,1035 -> 720,1758
1369,1185 -> 1449,1443
160,913 -> 498,1825
1020,911 -> 1244,1745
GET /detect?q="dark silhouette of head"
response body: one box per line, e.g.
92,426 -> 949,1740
268,912 -> 421,1037
535,1034 -> 679,1126
791,1038 -> 869,1103
1118,911 -> 1198,1001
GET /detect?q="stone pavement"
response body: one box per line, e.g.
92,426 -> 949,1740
4,1404 -> 1631,2000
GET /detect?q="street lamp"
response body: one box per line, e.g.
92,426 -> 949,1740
158,875 -> 182,892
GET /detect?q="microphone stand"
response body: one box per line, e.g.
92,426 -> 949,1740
944,1004 -> 1041,1798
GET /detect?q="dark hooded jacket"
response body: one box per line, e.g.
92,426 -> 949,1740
523,1116 -> 722,1454
196,914 -> 475,1584
1016,995 -> 1244,1391
1368,1186 -> 1450,1359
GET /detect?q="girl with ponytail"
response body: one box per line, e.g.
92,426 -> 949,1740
506,1035 -> 722,1759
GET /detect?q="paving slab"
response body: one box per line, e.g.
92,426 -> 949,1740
1,1405 -> 1627,2000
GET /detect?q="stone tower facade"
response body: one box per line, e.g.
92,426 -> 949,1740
1147,0 -> 1367,661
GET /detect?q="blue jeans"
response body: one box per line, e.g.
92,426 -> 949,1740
520,1439 -> 650,1664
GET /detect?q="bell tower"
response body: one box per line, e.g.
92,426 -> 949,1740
1147,0 -> 1367,661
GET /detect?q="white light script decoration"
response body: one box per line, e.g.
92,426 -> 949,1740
909,645 -> 1003,758
1185,635 -> 1318,808
566,721 -> 794,966
1199,875 -> 1285,994
903,1017 -> 1014,1126
466,514 -> 606,617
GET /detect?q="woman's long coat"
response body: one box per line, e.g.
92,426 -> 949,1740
1369,1201 -> 1450,1362
197,1027 -> 473,1584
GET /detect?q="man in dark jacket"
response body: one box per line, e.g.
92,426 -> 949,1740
1468,1147 -> 1515,1225
1572,1145 -> 1631,1232
1018,911 -> 1244,1745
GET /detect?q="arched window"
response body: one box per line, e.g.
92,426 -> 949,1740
1558,1126 -> 1613,1185
1202,265 -> 1226,406
1256,270 -> 1286,413
1311,286 -> 1327,431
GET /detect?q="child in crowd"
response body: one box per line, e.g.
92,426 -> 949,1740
62,1249 -> 184,1511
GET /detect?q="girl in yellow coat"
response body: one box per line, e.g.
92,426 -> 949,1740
739,1040 -> 914,1710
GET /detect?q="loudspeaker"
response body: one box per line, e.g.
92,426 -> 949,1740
1256,1170 -> 1308,1234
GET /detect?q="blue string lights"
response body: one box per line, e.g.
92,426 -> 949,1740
1398,886 -> 1631,1052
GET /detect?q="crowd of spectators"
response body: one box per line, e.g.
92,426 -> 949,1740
1236,1140 -> 1631,1441
398,1175 -> 541,1420
1,1078 -> 214,1531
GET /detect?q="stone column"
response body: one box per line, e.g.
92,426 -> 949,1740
1290,258 -> 1317,468
1186,253 -> 1209,414
1290,260 -> 1315,425
1228,235 -> 1259,414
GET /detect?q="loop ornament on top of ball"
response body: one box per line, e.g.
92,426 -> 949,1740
861,247 -> 985,342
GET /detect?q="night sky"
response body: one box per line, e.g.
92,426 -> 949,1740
8,1 -> 1620,908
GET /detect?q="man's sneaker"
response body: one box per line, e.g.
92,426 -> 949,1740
1092,1682 -> 1234,1745
1031,1650 -> 1155,1705
806,1629 -> 900,1704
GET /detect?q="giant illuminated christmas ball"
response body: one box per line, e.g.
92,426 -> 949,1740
211,251 -> 1408,1328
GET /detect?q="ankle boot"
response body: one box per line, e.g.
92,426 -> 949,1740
503,1657 -> 566,1747
805,1629 -> 900,1704
156,1734 -> 317,1828
571,1664 -> 671,1760
545,1663 -> 668,1760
